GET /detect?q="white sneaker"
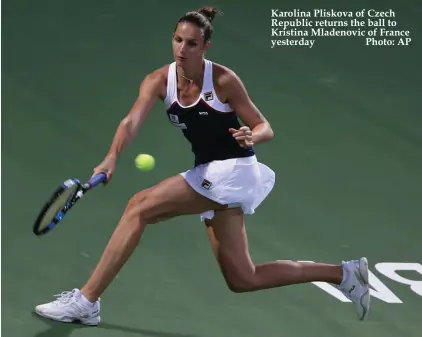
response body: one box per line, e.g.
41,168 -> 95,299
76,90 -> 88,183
34,288 -> 100,326
337,257 -> 370,320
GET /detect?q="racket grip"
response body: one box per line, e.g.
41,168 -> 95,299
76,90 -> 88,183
87,172 -> 107,188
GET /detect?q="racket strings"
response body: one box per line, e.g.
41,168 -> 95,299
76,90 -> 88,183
39,186 -> 79,230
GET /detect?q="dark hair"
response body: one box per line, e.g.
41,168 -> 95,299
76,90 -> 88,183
176,6 -> 220,43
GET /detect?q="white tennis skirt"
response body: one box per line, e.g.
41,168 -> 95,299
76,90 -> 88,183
180,155 -> 275,220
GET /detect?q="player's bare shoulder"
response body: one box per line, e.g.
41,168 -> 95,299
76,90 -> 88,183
211,62 -> 241,103
139,64 -> 170,100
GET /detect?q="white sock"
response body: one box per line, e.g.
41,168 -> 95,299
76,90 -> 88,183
80,293 -> 95,306
339,263 -> 349,288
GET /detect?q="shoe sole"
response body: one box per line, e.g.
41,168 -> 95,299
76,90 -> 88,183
34,308 -> 100,326
356,257 -> 370,321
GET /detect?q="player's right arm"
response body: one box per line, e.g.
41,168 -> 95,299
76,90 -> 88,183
93,68 -> 165,180
107,69 -> 164,158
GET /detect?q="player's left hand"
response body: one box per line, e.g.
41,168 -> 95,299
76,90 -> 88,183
229,126 -> 254,148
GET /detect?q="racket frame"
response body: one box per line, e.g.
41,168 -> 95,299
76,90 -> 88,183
32,173 -> 106,236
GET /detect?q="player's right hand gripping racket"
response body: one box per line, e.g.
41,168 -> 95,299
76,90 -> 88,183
32,173 -> 107,236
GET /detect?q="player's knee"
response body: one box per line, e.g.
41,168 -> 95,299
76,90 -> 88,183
124,191 -> 150,221
124,189 -> 163,225
226,278 -> 256,293
225,271 -> 258,293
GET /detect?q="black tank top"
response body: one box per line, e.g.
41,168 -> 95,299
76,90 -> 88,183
164,60 -> 255,167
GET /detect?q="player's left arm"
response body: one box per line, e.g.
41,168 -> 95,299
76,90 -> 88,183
221,69 -> 274,146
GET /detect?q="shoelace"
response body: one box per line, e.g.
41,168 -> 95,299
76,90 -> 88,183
53,290 -> 75,304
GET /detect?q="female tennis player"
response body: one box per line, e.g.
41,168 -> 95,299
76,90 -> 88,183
35,6 -> 370,324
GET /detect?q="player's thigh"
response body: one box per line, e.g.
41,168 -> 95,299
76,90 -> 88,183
205,209 -> 255,283
128,174 -> 228,223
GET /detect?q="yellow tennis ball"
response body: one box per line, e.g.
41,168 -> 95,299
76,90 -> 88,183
135,154 -> 155,171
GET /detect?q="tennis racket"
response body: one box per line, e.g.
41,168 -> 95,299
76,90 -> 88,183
32,172 -> 107,236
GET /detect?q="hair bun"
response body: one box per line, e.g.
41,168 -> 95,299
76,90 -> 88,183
197,6 -> 219,23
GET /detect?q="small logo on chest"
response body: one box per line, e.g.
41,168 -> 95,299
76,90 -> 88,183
199,111 -> 208,116
204,91 -> 213,101
168,113 -> 187,129
169,114 -> 179,123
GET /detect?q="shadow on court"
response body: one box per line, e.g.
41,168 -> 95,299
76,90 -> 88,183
32,313 -> 199,337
